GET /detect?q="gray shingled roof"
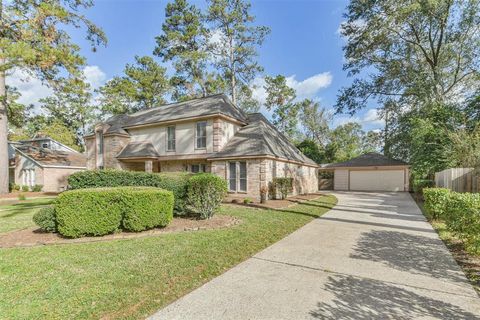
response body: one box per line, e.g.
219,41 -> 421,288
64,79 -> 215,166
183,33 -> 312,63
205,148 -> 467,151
117,141 -> 160,159
111,94 -> 247,130
209,113 -> 317,166
104,114 -> 130,135
14,145 -> 86,167
324,152 -> 408,168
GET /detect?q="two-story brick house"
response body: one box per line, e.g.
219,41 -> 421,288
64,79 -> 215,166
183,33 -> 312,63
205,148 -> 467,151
85,94 -> 319,199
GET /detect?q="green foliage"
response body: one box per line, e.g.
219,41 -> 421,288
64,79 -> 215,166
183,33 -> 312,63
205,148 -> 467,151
423,188 -> 451,220
206,0 -> 270,109
18,194 -> 26,201
296,139 -> 325,164
39,78 -> 95,149
4,86 -> 32,128
121,189 -> 174,232
412,179 -> 435,194
154,0 -> 218,100
55,187 -> 174,238
21,185 -> 29,192
33,206 -> 57,233
243,198 -> 252,204
273,177 -> 293,200
36,120 -> 81,152
56,188 -> 123,238
186,173 -> 227,219
336,0 -> 479,114
325,122 -> 363,162
300,100 -> 331,146
13,184 -> 20,191
32,184 -> 43,192
98,56 -> 170,115
445,192 -> 480,254
264,75 -> 300,138
67,170 -> 191,213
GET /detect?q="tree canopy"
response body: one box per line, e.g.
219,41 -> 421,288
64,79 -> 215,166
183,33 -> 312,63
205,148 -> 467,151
0,0 -> 107,193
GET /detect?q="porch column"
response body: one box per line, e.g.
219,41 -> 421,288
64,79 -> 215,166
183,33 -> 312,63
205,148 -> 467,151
145,160 -> 153,173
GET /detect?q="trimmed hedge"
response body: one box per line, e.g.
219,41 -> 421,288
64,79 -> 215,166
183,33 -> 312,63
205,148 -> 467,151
67,170 -> 191,213
445,192 -> 480,253
186,173 -> 227,219
33,206 -> 57,232
55,187 -> 174,238
423,188 -> 480,254
423,188 -> 451,219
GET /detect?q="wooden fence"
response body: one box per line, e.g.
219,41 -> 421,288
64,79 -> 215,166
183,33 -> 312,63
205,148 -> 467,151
435,168 -> 480,193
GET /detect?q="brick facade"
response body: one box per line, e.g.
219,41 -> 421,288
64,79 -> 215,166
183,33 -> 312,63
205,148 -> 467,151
211,158 -> 318,200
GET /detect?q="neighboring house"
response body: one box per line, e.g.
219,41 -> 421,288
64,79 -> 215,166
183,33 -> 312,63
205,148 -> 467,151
19,135 -> 79,153
323,152 -> 410,192
84,94 -> 319,199
8,138 -> 86,192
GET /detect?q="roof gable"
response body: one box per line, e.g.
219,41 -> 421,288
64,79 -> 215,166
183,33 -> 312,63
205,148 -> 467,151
210,113 -> 317,166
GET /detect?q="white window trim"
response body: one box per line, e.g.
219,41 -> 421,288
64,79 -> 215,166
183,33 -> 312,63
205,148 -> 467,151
166,125 -> 176,152
195,121 -> 207,150
227,161 -> 247,193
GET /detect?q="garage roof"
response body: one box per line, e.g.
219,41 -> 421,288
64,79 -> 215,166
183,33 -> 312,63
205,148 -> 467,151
324,152 -> 408,168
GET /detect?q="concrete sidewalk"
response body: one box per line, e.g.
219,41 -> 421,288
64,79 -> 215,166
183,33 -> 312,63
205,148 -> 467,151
149,192 -> 480,319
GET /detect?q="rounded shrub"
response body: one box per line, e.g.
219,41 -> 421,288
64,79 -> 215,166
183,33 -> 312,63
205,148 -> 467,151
121,188 -> 174,232
67,170 -> 191,214
33,206 -> 57,232
423,188 -> 451,220
186,173 -> 227,219
55,187 -> 174,238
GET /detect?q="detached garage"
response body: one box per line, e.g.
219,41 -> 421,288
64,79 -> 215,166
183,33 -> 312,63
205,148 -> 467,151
324,153 -> 410,192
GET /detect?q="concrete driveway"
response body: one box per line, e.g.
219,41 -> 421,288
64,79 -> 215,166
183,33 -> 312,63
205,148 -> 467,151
149,192 -> 480,319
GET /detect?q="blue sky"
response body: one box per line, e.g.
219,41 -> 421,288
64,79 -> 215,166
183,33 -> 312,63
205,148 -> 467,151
11,0 -> 383,132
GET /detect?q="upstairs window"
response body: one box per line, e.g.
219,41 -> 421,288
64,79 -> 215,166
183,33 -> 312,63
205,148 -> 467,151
97,132 -> 104,155
196,121 -> 207,149
167,126 -> 176,151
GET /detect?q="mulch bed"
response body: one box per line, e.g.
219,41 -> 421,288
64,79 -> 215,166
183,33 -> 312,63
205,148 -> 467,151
225,193 -> 324,210
0,215 -> 240,249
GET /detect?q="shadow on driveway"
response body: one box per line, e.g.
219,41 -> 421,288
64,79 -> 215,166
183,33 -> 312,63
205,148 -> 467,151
310,274 -> 480,320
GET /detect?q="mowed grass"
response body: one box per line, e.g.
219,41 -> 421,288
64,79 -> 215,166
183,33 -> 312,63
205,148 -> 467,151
0,195 -> 336,320
0,198 -> 56,233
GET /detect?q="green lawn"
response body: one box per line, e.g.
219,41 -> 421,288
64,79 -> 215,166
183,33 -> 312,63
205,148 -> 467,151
0,198 -> 56,234
0,195 -> 336,320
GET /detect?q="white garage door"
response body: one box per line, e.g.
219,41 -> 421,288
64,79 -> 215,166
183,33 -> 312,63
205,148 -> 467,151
349,170 -> 405,191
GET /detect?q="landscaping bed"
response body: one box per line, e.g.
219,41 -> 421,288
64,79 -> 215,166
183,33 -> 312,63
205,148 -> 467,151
0,215 -> 239,248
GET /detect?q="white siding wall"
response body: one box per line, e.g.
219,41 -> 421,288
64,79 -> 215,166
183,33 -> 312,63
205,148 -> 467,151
334,169 -> 349,190
129,119 -> 214,155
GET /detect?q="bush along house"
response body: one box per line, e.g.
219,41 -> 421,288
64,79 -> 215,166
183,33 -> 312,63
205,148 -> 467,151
85,94 -> 319,200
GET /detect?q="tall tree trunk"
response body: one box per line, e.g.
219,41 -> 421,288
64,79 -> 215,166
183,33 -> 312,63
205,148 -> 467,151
0,59 -> 9,194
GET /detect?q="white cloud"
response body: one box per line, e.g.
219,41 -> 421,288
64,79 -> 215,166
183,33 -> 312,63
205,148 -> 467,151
83,65 -> 106,89
6,69 -> 53,109
361,108 -> 384,126
251,72 -> 333,106
6,65 -> 106,111
286,72 -> 333,99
